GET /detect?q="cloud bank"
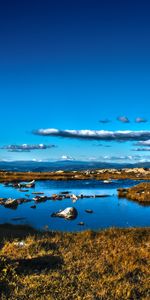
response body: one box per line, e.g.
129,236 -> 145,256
101,154 -> 150,162
135,117 -> 147,123
0,144 -> 56,152
61,155 -> 75,161
135,140 -> 150,146
33,128 -> 150,142
117,116 -> 130,123
133,148 -> 150,152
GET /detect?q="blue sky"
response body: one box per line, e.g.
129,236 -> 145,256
0,0 -> 150,162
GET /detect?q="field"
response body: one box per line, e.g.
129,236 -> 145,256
0,224 -> 149,300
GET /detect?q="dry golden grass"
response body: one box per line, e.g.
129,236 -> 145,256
118,182 -> 150,205
0,225 -> 149,300
1,169 -> 150,183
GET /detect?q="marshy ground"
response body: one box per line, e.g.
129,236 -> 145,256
0,224 -> 149,300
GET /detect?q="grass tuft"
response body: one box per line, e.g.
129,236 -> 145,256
0,225 -> 149,299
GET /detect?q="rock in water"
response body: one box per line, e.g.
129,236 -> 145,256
51,207 -> 78,220
30,205 -> 36,209
85,209 -> 93,213
4,198 -> 18,209
78,222 -> 84,226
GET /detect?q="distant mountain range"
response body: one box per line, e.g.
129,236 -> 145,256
0,160 -> 150,172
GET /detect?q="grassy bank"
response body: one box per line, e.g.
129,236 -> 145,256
118,182 -> 150,205
0,224 -> 149,299
0,168 -> 150,183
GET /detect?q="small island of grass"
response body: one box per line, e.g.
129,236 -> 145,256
118,182 -> 150,205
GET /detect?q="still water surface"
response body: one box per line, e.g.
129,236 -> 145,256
0,179 -> 149,231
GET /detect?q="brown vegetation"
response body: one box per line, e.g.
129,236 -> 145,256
118,182 -> 150,205
0,168 -> 150,183
0,224 -> 149,300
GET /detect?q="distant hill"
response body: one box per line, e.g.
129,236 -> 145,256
0,160 -> 150,172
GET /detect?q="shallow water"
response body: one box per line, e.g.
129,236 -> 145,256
0,179 -> 149,231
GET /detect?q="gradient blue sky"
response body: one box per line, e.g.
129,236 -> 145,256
0,0 -> 150,162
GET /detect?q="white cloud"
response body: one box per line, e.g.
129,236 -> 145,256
117,116 -> 130,123
33,128 -> 150,142
0,144 -> 56,152
135,117 -> 147,123
133,147 -> 150,152
61,155 -> 75,161
135,140 -> 150,146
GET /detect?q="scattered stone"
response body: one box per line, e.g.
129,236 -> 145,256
33,195 -> 50,202
103,180 -> 112,183
32,192 -> 44,195
0,197 -> 30,207
71,194 -> 78,201
0,198 -> 6,204
51,207 -> 78,220
4,198 -> 18,209
62,194 -> 70,199
17,198 -> 31,204
94,194 -> 110,198
30,205 -> 36,209
85,209 -> 93,213
78,222 -> 84,226
52,194 -> 58,199
79,194 -> 84,198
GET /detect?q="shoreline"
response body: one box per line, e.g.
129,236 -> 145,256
118,182 -> 150,205
0,167 -> 150,182
0,223 -> 149,239
0,168 -> 150,206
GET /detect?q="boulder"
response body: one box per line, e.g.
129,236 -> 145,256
51,207 -> 78,220
4,198 -> 18,209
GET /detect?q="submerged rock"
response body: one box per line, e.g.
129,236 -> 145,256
94,194 -> 110,198
51,207 -> 78,220
32,192 -> 44,195
17,198 -> 31,204
11,217 -> 26,221
78,222 -> 85,226
30,205 -> 36,209
85,209 -> 93,213
33,195 -> 50,202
